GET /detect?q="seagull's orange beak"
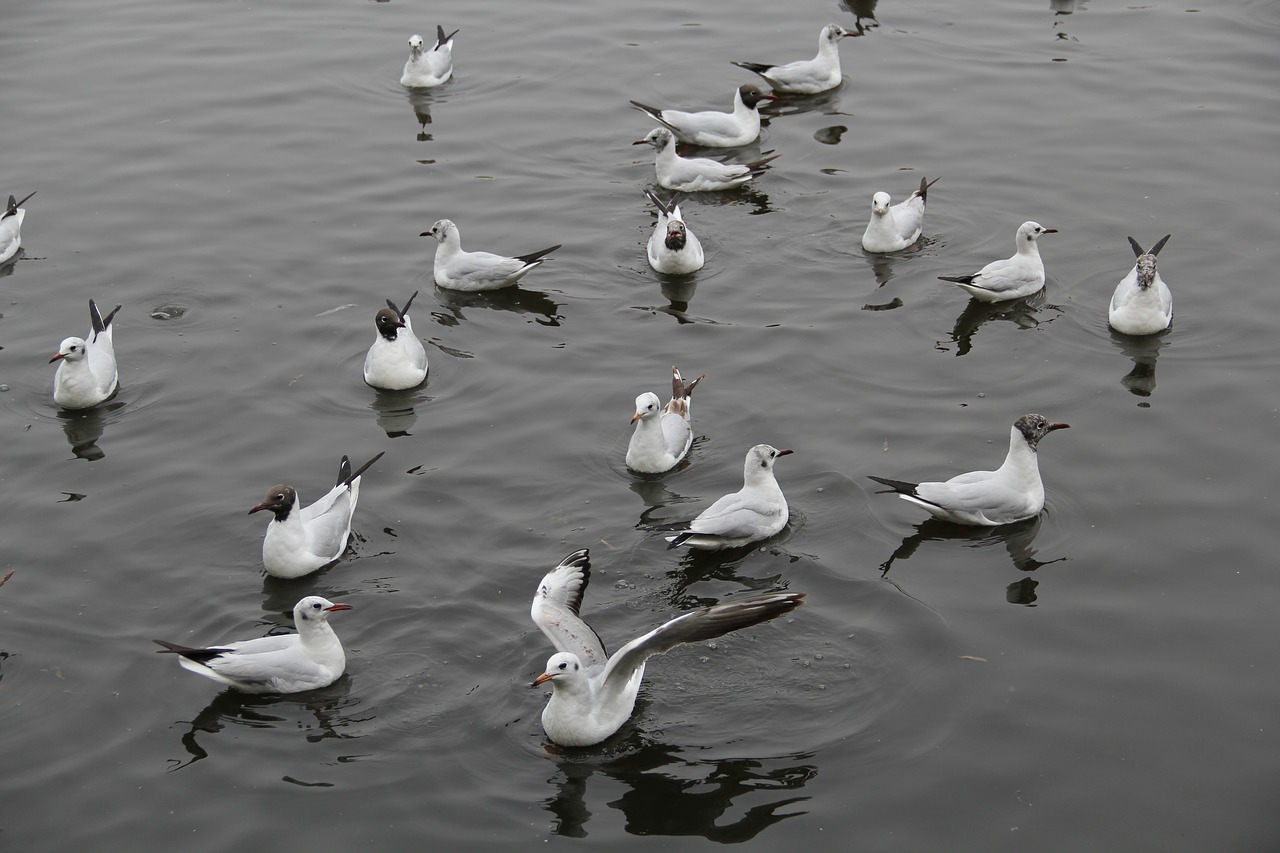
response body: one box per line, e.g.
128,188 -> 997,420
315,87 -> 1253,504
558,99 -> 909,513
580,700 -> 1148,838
325,603 -> 354,612
531,671 -> 555,687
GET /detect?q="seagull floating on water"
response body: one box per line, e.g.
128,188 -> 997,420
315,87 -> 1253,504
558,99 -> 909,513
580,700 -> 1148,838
630,84 -> 777,148
938,221 -> 1058,302
530,548 -> 805,747
869,413 -> 1069,526
732,23 -> 854,95
421,219 -> 561,292
660,444 -> 793,549
155,596 -> 353,694
0,191 -> 35,264
249,451 -> 384,579
50,298 -> 120,410
364,290 -> 428,390
1109,234 -> 1173,336
401,26 -> 458,88
634,127 -> 778,193
861,176 -> 939,253
644,190 -> 704,275
626,365 -> 705,474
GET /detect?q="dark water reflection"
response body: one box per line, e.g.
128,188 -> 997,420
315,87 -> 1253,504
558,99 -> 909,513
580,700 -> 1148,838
431,285 -> 565,327
541,740 -> 814,840
944,291 -> 1065,356
57,402 -> 123,460
1109,328 -> 1168,397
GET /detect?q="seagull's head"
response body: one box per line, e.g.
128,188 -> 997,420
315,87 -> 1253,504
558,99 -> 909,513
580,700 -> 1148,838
1014,413 -> 1069,449
532,652 -> 583,689
1018,221 -> 1058,245
249,484 -> 298,522
664,219 -> 687,251
632,391 -> 661,424
420,218 -> 456,244
871,191 -> 892,217
824,23 -> 854,43
1128,235 -> 1170,289
49,336 -> 87,365
294,596 -> 353,625
746,444 -> 793,477
375,307 -> 406,339
633,127 -> 674,151
407,34 -> 424,58
738,84 -> 779,110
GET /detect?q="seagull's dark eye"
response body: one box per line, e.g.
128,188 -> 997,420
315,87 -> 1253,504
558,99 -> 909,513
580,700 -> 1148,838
312,602 -> 322,610
558,661 -> 568,671
276,493 -> 285,501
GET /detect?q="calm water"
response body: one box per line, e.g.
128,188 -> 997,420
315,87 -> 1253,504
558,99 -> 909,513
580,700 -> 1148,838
2,0 -> 1279,849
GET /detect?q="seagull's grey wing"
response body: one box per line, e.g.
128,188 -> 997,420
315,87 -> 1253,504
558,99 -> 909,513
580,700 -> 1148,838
689,491 -> 780,539
596,592 -> 805,708
916,472 -> 1021,519
531,549 -> 608,670
449,250 -> 525,286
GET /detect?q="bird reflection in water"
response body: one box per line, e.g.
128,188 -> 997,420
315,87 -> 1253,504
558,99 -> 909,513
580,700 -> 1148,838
1109,328 -> 1167,398
944,291 -> 1063,356
405,89 -> 435,143
540,737 -> 814,840
878,515 -> 1066,604
432,286 -> 565,327
165,678 -> 370,771
839,0 -> 880,33
58,400 -> 124,460
368,385 -> 431,438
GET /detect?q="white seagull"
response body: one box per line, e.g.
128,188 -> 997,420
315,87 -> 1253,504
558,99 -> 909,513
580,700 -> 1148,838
732,23 -> 854,95
626,365 -> 705,474
861,176 -> 939,254
630,84 -> 777,148
364,290 -> 428,390
644,190 -> 704,275
938,221 -> 1058,302
400,26 -> 458,88
249,451 -> 385,579
634,127 -> 778,193
0,191 -> 35,264
661,444 -> 793,549
530,548 -> 805,747
868,413 -> 1069,526
1109,235 -> 1173,336
155,596 -> 353,694
50,299 -> 121,410
420,219 -> 561,292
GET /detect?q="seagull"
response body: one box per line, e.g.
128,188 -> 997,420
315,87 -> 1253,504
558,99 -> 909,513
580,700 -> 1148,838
732,23 -> 854,95
868,413 -> 1069,526
626,365 -> 705,474
364,290 -> 428,390
0,191 -> 35,264
634,127 -> 779,193
938,221 -> 1058,302
644,190 -> 704,275
630,84 -> 777,148
400,25 -> 458,88
154,596 -> 353,694
420,219 -> 561,292
660,444 -> 793,549
50,299 -> 121,410
861,176 -> 939,253
1109,235 -> 1173,335
529,548 -> 805,747
249,451 -> 385,579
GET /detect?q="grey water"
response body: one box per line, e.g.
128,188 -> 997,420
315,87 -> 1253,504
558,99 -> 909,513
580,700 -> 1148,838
2,0 -> 1279,849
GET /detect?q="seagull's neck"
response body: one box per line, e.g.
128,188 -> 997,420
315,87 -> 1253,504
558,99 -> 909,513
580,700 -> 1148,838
995,426 -> 1041,483
732,91 -> 750,117
296,617 -> 340,651
1016,238 -> 1042,259
743,465 -> 780,492
816,35 -> 839,62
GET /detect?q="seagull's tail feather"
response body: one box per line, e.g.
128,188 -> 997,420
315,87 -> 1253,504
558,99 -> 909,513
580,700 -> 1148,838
514,244 -> 561,266
731,60 -> 773,76
89,299 -> 122,340
916,176 -> 940,203
153,639 -> 233,663
671,365 -> 704,401
744,153 -> 781,176
629,100 -> 665,123
435,25 -> 459,47
867,475 -> 920,496
938,274 -> 977,285
340,451 -> 385,489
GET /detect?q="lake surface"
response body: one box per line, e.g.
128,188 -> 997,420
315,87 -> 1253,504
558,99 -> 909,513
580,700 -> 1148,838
2,0 -> 1279,849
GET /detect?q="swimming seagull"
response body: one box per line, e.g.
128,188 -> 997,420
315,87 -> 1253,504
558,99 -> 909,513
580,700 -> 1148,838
364,290 -> 428,390
634,127 -> 779,193
1108,234 -> 1173,336
644,190 -> 704,275
660,444 -> 793,549
400,25 -> 458,88
50,298 -> 121,410
154,596 -> 353,694
938,221 -> 1058,302
732,23 -> 854,95
868,413 -> 1069,526
861,176 -> 939,253
0,191 -> 35,264
420,219 -> 561,292
626,365 -> 705,474
530,548 -> 805,747
630,84 -> 777,148
249,451 -> 385,579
